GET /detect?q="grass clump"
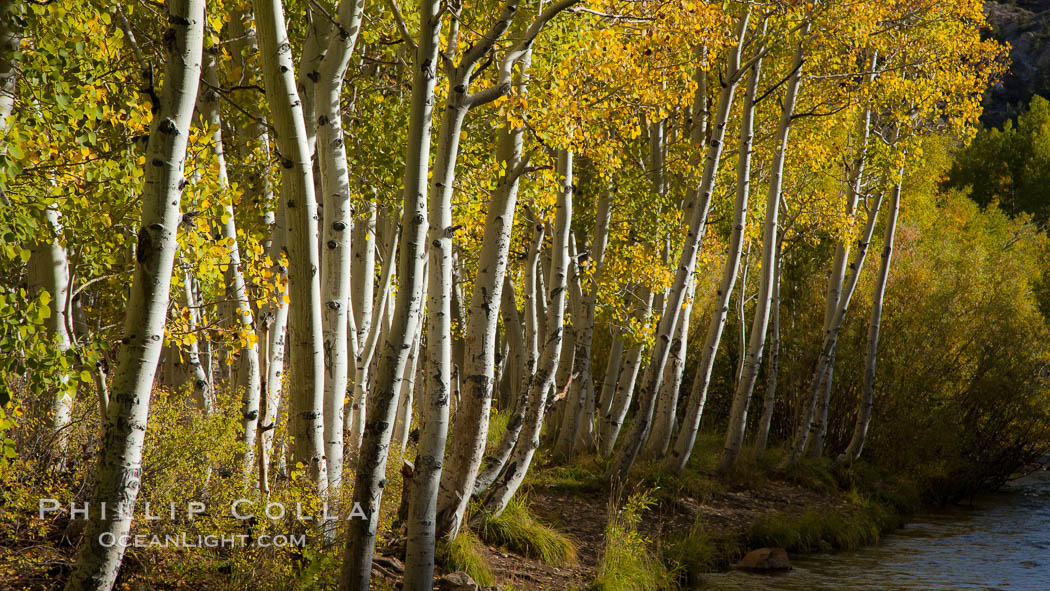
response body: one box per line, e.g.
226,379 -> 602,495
476,497 -> 577,566
436,531 -> 495,586
527,457 -> 606,496
592,490 -> 676,591
747,496 -> 901,553
663,519 -> 745,584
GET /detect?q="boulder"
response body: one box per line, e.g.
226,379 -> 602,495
435,571 -> 479,591
737,547 -> 791,571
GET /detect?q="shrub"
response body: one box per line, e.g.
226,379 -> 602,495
436,531 -> 496,587
592,490 -> 676,591
476,497 -> 576,566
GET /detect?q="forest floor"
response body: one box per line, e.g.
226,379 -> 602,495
449,439 -> 864,590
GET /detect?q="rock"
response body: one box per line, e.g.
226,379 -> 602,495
737,547 -> 791,571
436,571 -> 480,591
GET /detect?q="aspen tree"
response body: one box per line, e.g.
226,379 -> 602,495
198,47 -> 261,481
779,187 -> 885,471
64,0 -> 204,587
27,203 -> 73,454
717,22 -> 809,473
753,240 -> 782,454
473,229 -> 543,496
406,0 -> 580,561
609,8 -> 752,483
667,28 -> 765,473
483,150 -> 573,516
316,0 -> 366,495
252,0 -> 329,489
840,167 -> 902,466
340,0 -> 440,582
807,51 -> 879,459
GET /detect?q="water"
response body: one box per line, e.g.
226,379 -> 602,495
699,471 -> 1050,590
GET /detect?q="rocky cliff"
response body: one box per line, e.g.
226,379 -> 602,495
983,1 -> 1050,126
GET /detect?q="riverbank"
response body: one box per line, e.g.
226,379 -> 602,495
426,433 -> 919,590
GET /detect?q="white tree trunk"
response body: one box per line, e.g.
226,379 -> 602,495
181,269 -> 212,412
608,9 -> 751,483
665,35 -> 763,473
259,198 -> 289,496
434,95 -> 530,541
483,150 -> 573,516
645,272 -> 695,458
807,52 -> 878,459
351,199 -> 376,354
252,0 -> 328,490
64,1 -> 203,587
403,70 -> 469,588
753,240 -> 782,454
840,169 -> 901,466
394,304 -> 424,451
198,47 -> 262,483
472,275 -> 528,496
553,194 -> 611,459
596,332 -> 624,420
779,189 -> 885,472
225,6 -> 285,494
317,0 -> 366,495
347,208 -> 398,456
340,0 -> 439,582
474,222 -> 543,494
402,2 -> 577,568
598,287 -> 654,457
716,25 -> 805,472
28,203 -> 73,455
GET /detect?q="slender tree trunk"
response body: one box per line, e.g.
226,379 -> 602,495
646,274 -> 693,458
403,59 -> 470,585
347,211 -> 397,454
259,200 -> 288,496
64,1 -> 203,587
735,245 -> 751,383
394,319 -> 423,451
351,199 -> 376,356
572,196 -> 612,453
316,0 -> 366,495
198,46 -> 262,483
753,240 -> 782,454
598,287 -> 654,457
180,269 -> 212,412
716,25 -> 806,473
483,150 -> 573,516
596,331 -> 624,420
608,9 -> 751,483
840,169 -> 901,466
226,6 -> 285,494
472,275 -> 528,496
779,189 -> 885,472
434,67 -> 533,540
28,203 -> 73,455
340,0 -> 439,582
252,0 -> 328,490
806,55 -> 878,459
474,223 -> 543,495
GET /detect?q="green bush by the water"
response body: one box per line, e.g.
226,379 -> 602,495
747,496 -> 901,553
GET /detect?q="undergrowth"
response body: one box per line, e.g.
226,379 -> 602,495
475,497 -> 577,566
436,531 -> 495,586
592,490 -> 676,591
